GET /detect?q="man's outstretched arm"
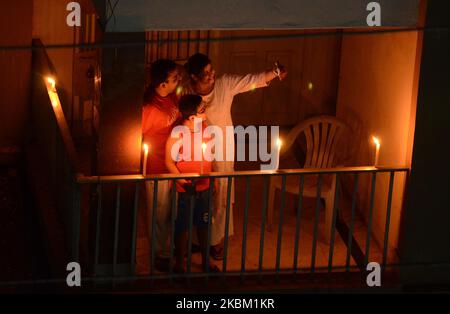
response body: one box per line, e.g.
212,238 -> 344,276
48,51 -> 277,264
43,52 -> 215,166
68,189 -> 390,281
225,63 -> 288,96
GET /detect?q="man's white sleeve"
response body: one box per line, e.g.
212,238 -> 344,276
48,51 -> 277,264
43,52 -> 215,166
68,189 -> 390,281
223,72 -> 268,96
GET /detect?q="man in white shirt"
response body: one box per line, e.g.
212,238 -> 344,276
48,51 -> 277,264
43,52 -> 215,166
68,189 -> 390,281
183,53 -> 287,260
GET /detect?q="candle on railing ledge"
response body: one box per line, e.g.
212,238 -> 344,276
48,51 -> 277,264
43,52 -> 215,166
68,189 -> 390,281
143,143 -> 149,176
274,138 -> 283,170
200,142 -> 206,174
372,136 -> 381,167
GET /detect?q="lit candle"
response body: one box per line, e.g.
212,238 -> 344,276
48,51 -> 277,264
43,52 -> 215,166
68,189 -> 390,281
372,136 -> 380,167
143,143 -> 149,176
275,138 -> 282,170
45,77 -> 60,107
201,142 -> 206,174
47,77 -> 56,92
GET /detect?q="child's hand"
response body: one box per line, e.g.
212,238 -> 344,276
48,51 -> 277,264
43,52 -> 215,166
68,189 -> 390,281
183,182 -> 196,195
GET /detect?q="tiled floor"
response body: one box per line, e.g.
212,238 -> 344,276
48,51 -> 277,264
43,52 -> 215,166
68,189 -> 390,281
135,175 -> 398,275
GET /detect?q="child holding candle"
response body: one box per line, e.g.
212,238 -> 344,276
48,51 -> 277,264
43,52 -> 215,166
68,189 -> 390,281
165,94 -> 219,273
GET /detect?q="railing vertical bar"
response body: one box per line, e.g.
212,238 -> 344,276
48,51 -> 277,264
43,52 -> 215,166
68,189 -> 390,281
311,174 -> 323,274
382,171 -> 395,269
130,182 -> 140,275
293,175 -> 305,279
186,184 -> 195,286
346,172 -> 359,272
364,172 -> 377,266
205,179 -> 215,282
275,175 -> 287,282
150,180 -> 159,280
328,174 -> 341,273
258,176 -> 270,283
113,183 -> 121,278
169,179 -> 177,284
240,176 -> 251,283
222,177 -> 233,281
94,183 -> 103,275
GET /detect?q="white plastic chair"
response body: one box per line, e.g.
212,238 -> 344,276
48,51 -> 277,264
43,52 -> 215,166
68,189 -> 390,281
267,115 -> 349,243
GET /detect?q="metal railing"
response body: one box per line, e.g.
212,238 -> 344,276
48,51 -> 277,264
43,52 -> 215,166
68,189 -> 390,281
72,166 -> 409,285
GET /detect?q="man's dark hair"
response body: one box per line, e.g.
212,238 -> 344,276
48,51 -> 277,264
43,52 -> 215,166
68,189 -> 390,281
143,59 -> 177,103
185,53 -> 211,77
178,94 -> 202,120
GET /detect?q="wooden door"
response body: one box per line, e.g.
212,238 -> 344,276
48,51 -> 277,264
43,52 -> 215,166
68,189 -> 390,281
212,30 -> 342,126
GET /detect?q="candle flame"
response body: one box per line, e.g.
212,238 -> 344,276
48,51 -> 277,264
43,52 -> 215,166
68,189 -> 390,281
47,77 -> 56,90
143,143 -> 149,154
372,136 -> 381,148
276,138 -> 282,148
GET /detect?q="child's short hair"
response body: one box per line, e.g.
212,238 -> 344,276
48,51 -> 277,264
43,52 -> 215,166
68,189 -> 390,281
178,94 -> 203,120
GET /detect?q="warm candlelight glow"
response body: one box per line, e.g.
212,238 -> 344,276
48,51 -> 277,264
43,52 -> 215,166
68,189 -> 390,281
273,137 -> 283,171
47,77 -> 56,90
372,136 -> 381,148
276,138 -> 282,149
143,143 -> 149,176
372,136 -> 381,167
200,142 -> 206,174
48,92 -> 59,108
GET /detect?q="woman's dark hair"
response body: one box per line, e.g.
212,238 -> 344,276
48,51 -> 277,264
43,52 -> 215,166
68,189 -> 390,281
178,94 -> 202,120
184,53 -> 211,77
143,59 -> 177,103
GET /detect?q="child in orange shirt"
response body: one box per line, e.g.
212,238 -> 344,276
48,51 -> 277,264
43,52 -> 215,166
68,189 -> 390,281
165,95 -> 219,273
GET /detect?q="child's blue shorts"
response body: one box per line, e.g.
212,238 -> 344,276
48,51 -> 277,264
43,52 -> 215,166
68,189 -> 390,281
175,190 -> 211,235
